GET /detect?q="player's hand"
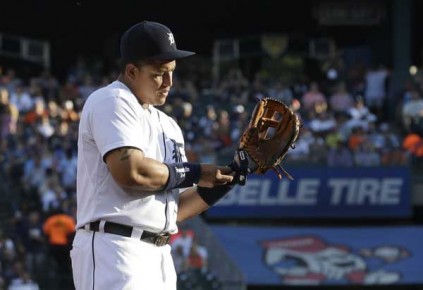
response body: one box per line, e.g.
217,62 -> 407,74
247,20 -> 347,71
198,164 -> 234,188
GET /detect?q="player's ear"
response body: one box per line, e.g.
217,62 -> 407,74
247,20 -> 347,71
126,63 -> 138,80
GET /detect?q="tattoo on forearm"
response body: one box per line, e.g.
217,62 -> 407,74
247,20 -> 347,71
119,148 -> 132,161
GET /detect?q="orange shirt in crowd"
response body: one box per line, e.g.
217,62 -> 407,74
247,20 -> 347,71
403,133 -> 423,157
43,213 -> 76,245
348,134 -> 366,151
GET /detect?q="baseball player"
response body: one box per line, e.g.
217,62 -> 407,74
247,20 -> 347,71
70,21 -> 236,290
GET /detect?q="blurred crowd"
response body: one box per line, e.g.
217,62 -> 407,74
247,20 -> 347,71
0,54 -> 423,289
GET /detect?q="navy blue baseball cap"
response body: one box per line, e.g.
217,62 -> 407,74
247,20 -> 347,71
120,21 -> 195,62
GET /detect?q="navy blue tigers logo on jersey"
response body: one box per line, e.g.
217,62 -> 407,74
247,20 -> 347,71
170,139 -> 184,162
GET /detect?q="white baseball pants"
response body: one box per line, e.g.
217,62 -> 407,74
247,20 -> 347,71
71,230 -> 177,290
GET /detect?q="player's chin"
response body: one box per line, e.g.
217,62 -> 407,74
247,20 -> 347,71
156,93 -> 168,105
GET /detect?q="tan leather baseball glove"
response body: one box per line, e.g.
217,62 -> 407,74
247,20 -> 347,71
231,97 -> 301,185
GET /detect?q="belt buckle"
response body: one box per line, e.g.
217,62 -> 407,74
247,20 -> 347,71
155,234 -> 170,247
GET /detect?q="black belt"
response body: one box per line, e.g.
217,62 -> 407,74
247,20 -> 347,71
79,221 -> 171,247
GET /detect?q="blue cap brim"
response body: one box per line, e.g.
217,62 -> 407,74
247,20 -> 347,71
148,50 -> 196,60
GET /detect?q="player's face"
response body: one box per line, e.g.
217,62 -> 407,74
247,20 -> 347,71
132,60 -> 176,106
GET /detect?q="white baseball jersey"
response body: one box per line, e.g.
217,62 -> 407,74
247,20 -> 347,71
76,80 -> 187,234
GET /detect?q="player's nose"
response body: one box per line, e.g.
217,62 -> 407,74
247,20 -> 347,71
162,71 -> 173,87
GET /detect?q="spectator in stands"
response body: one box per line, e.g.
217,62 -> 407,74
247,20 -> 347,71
285,127 -> 312,163
60,100 -> 79,123
22,98 -> 48,126
7,271 -> 40,290
193,135 -> 219,163
325,126 -> 343,150
293,76 -> 309,99
0,87 -> 19,139
42,209 -> 75,287
347,96 -> 377,131
369,123 -> 408,166
229,105 -> 249,144
177,102 -> 197,143
171,227 -> 195,259
401,88 -> 423,134
363,63 -> 390,121
301,81 -> 327,115
17,210 -> 45,275
168,78 -> 196,104
354,140 -> 381,167
3,260 -> 26,289
308,136 -> 328,164
199,105 -> 218,138
0,230 -> 16,265
329,82 -> 354,114
215,110 -> 232,149
56,148 -> 77,194
9,83 -> 33,114
191,238 -> 208,271
22,154 -> 46,193
308,111 -> 337,138
36,115 -> 55,139
220,68 -> 249,104
6,154 -> 26,196
321,49 -> 346,86
348,125 -> 367,152
37,70 -> 60,103
268,80 -> 294,105
28,81 -> 45,102
187,241 -> 207,270
39,179 -> 67,213
327,140 -> 354,167
403,133 -> 423,165
46,100 -> 62,123
0,68 -> 22,94
171,245 -> 188,274
78,74 -> 98,101
401,79 -> 417,104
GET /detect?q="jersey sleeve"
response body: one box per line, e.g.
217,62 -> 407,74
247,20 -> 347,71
90,95 -> 145,159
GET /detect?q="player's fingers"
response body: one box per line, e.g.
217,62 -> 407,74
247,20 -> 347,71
216,170 -> 234,183
218,166 -> 233,175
